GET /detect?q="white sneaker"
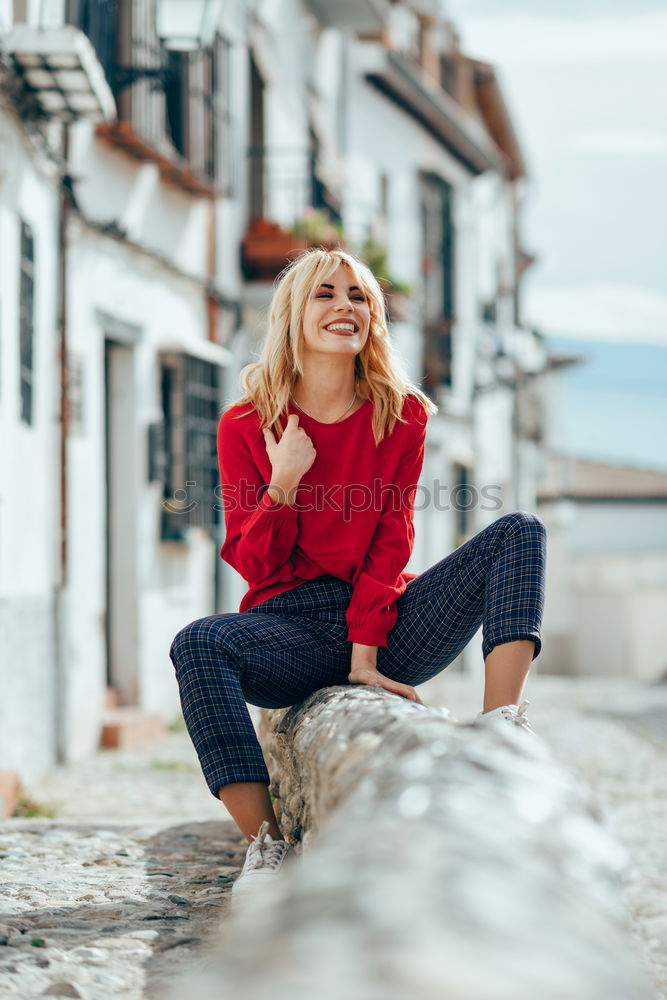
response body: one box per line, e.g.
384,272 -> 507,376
231,821 -> 294,903
475,700 -> 536,735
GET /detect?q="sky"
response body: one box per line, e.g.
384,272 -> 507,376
545,336 -> 667,470
446,0 -> 667,15
445,0 -> 667,344
442,0 -> 667,471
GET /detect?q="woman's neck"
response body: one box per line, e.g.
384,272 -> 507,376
290,383 -> 358,423
291,365 -> 358,420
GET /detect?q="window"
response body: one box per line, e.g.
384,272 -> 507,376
164,50 -> 188,158
19,219 -> 35,425
451,462 -> 472,547
308,130 -> 337,221
66,0 -> 117,82
156,353 -> 222,541
165,35 -> 234,190
248,53 -> 265,218
309,127 -> 327,214
210,34 -> 234,193
420,172 -> 455,395
439,55 -> 458,100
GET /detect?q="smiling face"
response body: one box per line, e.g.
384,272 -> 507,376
301,263 -> 371,360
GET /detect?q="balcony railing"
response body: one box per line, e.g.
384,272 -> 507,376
247,145 -> 322,228
242,145 -> 342,281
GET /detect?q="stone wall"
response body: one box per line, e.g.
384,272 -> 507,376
168,685 -> 653,1000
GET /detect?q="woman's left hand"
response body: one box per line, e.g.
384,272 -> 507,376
348,663 -> 423,704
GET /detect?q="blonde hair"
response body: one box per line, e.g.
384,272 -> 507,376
230,247 -> 438,444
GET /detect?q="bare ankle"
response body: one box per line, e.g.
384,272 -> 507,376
217,781 -> 282,842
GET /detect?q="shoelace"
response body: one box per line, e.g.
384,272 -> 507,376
245,820 -> 290,872
500,700 -> 532,729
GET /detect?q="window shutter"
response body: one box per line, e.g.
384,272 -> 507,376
19,219 -> 35,425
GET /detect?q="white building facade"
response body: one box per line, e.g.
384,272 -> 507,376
0,0 -> 549,796
1,0 -> 237,784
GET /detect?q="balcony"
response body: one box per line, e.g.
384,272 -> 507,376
241,209 -> 345,282
242,145 -> 343,281
361,44 -> 506,176
3,24 -> 116,121
304,0 -> 390,34
96,121 -> 217,198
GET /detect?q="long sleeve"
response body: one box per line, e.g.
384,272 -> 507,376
345,406 -> 427,646
217,410 -> 299,585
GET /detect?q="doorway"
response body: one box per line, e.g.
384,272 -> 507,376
104,338 -> 139,704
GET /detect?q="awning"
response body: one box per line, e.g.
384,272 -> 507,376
158,336 -> 233,367
3,24 -> 116,121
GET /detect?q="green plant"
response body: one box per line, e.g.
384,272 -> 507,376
291,208 -> 344,246
360,238 -> 389,277
358,238 -> 412,296
148,759 -> 197,773
12,790 -> 59,819
167,713 -> 187,733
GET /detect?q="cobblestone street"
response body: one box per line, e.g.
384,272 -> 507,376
0,729 -> 245,1000
1,675 -> 665,1000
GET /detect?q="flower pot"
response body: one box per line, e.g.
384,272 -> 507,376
242,219 -> 309,280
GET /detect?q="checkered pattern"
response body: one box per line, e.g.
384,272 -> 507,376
169,509 -> 546,796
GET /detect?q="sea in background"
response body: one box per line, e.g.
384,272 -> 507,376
544,334 -> 667,472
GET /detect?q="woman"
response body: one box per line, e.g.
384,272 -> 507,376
169,248 -> 547,900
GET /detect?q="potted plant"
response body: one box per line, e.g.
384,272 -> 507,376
359,239 -> 413,322
291,208 -> 344,249
241,218 -> 309,281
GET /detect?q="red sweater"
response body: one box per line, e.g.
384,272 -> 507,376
217,393 -> 428,647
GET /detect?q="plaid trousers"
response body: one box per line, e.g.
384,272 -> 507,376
170,510 -> 546,796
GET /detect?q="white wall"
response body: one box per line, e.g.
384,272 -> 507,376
0,113 -> 60,781
538,499 -> 667,680
69,122 -> 209,279
59,222 -> 222,761
569,503 -> 667,553
0,0 -> 12,29
569,573 -> 667,681
473,388 -> 515,519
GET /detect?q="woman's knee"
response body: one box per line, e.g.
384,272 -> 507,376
169,615 -> 239,677
497,509 -> 547,537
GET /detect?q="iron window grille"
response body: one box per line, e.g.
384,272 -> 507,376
156,352 -> 222,541
164,35 -> 234,196
68,2 -> 234,190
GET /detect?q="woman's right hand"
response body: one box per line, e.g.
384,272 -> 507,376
262,413 -> 316,492
349,664 -> 424,704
